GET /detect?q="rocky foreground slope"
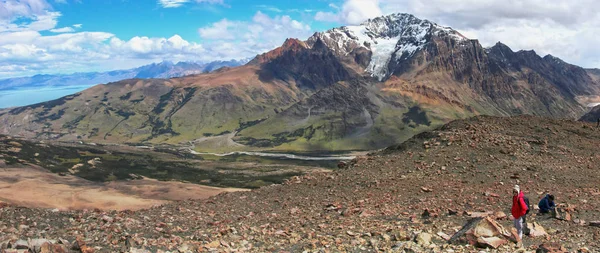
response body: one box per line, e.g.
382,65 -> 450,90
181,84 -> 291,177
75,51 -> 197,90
1,116 -> 599,252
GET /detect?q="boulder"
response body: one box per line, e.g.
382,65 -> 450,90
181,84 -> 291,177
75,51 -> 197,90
72,238 -> 94,253
13,240 -> 28,249
415,232 -> 432,246
477,236 -> 507,249
554,207 -> 571,221
28,239 -> 52,252
40,242 -> 68,253
536,243 -> 567,253
493,211 -> 507,220
527,222 -> 548,237
449,217 -> 511,248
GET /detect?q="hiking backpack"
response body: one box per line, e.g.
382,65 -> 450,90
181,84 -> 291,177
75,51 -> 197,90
523,196 -> 530,214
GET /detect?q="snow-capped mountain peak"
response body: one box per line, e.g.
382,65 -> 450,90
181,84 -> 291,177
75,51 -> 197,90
307,13 -> 468,81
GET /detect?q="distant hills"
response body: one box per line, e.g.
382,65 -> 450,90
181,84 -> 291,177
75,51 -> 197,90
0,59 -> 249,91
1,13 -> 599,152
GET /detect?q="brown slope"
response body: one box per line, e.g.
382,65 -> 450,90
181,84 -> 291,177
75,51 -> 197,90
2,116 -> 599,252
0,65 -> 306,144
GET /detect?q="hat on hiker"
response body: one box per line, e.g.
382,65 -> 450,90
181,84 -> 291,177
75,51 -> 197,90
513,185 -> 520,193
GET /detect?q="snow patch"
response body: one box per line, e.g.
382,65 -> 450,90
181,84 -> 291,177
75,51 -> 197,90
311,13 -> 469,81
366,36 -> 400,81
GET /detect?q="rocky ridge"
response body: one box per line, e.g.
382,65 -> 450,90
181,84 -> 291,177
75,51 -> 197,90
1,116 -> 599,252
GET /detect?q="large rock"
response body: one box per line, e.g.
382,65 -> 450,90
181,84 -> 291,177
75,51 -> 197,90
477,236 -> 507,249
527,222 -> 549,237
536,243 -> 567,253
415,232 -> 432,246
449,217 -> 511,249
555,206 -> 572,221
72,238 -> 94,253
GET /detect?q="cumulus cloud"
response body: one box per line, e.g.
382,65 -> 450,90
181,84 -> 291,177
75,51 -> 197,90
198,19 -> 237,40
0,0 -> 51,20
316,0 -> 600,68
0,0 -> 213,78
315,0 -> 382,25
0,0 -> 263,78
197,11 -> 313,60
0,4 -> 311,78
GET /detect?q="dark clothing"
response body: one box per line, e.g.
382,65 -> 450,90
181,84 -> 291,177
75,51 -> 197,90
523,214 -> 530,235
597,118 -> 600,127
538,194 -> 556,213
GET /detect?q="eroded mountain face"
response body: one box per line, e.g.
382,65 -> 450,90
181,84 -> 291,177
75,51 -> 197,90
580,105 -> 600,122
1,13 -> 599,151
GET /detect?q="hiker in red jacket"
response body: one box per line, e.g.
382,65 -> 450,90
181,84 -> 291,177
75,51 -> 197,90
511,185 -> 528,240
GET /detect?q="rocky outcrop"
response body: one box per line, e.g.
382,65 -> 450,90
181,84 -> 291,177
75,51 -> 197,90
449,216 -> 511,249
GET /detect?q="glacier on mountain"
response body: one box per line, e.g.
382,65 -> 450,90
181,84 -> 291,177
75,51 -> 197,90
308,13 -> 468,81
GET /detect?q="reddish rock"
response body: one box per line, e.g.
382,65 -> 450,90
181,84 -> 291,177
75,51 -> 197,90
527,222 -> 548,238
449,217 -> 511,248
40,242 -> 67,253
536,243 -> 567,253
73,238 -> 94,253
493,211 -> 507,220
477,236 -> 507,249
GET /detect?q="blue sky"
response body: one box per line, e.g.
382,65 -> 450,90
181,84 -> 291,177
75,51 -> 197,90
1,0 -> 600,79
48,0 -> 338,42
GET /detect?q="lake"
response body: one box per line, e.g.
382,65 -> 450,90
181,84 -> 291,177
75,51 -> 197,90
0,85 -> 94,108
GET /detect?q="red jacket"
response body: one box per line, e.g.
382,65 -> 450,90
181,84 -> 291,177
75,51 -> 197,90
512,192 -> 528,219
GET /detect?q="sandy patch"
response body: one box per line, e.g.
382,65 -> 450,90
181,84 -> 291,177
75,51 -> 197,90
0,166 -> 245,211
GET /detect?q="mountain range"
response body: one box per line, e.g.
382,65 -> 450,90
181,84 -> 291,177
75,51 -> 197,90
1,13 -> 599,152
0,59 -> 249,91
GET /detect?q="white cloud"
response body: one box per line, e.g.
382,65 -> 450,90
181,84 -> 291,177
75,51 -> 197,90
0,31 -> 210,77
158,0 -> 189,8
157,0 -> 224,8
256,5 -> 283,13
198,19 -> 237,40
0,0 -> 222,78
315,0 -> 382,25
1,11 -> 61,32
314,11 -> 339,23
0,0 -> 50,20
197,11 -> 312,60
49,26 -> 74,33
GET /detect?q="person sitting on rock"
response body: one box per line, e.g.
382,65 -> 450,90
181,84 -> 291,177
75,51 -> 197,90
511,185 -> 528,240
538,194 -> 556,214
